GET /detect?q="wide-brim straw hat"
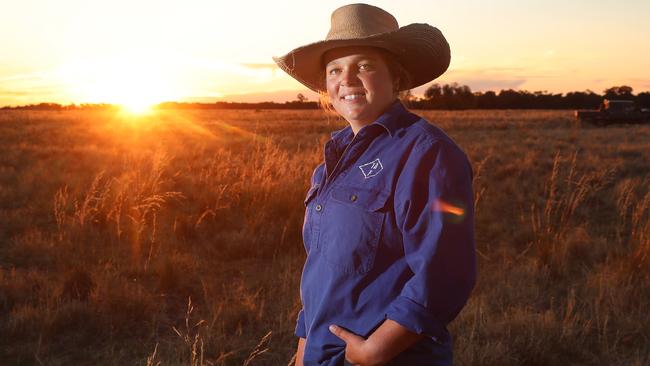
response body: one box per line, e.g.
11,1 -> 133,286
272,3 -> 450,93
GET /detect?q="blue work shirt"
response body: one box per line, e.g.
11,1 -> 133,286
297,101 -> 477,366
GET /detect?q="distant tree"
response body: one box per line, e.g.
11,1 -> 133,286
399,89 -> 414,100
603,85 -> 634,100
399,89 -> 415,107
455,84 -> 474,109
565,90 -> 602,109
296,93 -> 308,103
637,92 -> 650,108
422,83 -> 475,109
497,89 -> 524,108
441,83 -> 454,98
475,91 -> 497,109
424,83 -> 442,100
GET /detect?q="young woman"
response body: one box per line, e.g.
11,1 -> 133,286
273,4 -> 477,366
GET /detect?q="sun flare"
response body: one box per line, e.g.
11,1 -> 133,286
58,55 -> 179,112
119,98 -> 157,115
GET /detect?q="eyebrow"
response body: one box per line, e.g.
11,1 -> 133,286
325,55 -> 380,67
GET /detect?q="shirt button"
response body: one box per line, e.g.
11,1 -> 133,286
315,204 -> 322,212
349,194 -> 357,202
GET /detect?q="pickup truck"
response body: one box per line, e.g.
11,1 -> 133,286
575,99 -> 650,126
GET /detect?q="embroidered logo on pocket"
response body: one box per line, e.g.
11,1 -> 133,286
358,158 -> 383,179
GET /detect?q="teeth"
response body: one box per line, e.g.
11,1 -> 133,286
343,93 -> 364,100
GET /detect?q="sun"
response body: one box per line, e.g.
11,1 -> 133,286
110,69 -> 169,115
120,100 -> 155,115
59,55 -> 179,113
117,93 -> 161,115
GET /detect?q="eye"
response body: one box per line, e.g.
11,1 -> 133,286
327,67 -> 341,76
359,63 -> 373,71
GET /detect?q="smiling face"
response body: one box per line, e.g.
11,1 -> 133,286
323,46 -> 398,132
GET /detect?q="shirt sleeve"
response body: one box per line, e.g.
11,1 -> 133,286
386,139 -> 477,343
295,308 -> 307,338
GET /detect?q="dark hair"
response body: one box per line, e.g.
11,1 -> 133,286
379,49 -> 412,93
318,47 -> 412,113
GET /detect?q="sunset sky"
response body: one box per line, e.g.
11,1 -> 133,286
1,0 -> 648,107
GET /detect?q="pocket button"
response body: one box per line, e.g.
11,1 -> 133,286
315,204 -> 322,212
349,194 -> 357,202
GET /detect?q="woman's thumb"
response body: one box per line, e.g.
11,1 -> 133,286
329,324 -> 348,341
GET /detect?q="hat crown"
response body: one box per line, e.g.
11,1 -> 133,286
326,3 -> 399,40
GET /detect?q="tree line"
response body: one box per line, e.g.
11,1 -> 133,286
402,84 -> 650,110
2,85 -> 648,111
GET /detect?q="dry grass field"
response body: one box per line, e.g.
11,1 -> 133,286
0,108 -> 648,365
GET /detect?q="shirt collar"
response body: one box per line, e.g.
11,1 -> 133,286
372,99 -> 409,137
329,100 -> 409,142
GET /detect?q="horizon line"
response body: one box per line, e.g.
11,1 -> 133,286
2,84 -> 649,109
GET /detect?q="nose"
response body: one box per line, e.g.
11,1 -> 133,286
340,67 -> 360,87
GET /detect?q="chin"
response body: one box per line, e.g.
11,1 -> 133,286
343,112 -> 370,124
335,105 -> 370,121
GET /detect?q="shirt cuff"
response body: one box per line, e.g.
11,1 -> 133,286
385,295 -> 448,344
295,308 -> 307,338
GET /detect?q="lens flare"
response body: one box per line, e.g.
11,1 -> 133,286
432,198 -> 465,217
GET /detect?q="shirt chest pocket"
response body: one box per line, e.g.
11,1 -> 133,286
320,185 -> 390,275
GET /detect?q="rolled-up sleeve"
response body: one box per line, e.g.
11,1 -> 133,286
295,308 -> 307,338
386,139 -> 477,342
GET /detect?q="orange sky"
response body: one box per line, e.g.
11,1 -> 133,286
1,0 -> 648,107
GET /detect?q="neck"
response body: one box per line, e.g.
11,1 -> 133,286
348,98 -> 399,135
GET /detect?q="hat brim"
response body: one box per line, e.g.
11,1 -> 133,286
272,23 -> 450,93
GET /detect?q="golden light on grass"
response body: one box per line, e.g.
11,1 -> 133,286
2,108 -> 649,364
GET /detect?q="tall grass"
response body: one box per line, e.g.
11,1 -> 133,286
0,108 -> 648,365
